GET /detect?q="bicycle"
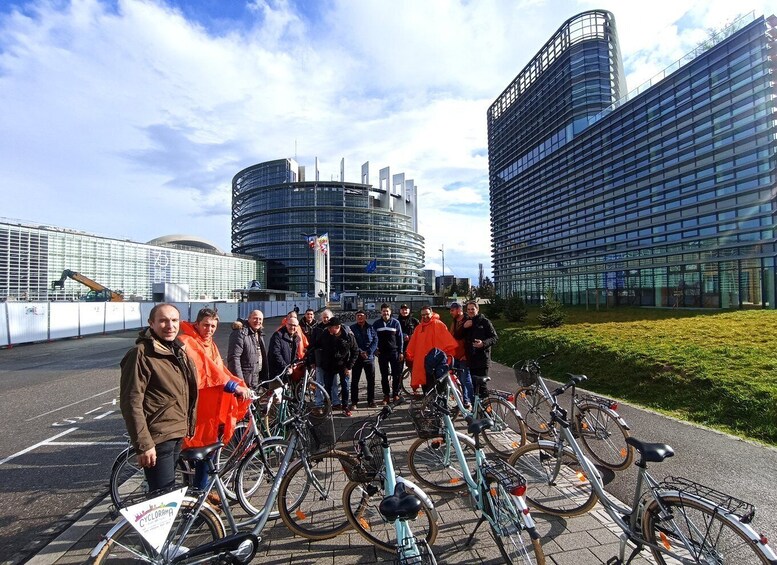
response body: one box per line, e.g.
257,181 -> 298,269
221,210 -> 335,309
90,373 -> 346,563
512,353 -> 633,470
406,352 -> 545,563
508,370 -> 777,564
342,401 -> 439,562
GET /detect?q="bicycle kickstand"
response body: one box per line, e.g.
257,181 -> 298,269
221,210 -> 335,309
605,537 -> 643,565
464,515 -> 488,547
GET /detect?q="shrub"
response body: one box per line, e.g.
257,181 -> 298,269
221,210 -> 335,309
504,293 -> 528,322
537,290 -> 565,327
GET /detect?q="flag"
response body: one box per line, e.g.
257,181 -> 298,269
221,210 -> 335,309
306,235 -> 316,249
365,258 -> 377,273
318,233 -> 329,255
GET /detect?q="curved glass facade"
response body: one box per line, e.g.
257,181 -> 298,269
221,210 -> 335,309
488,11 -> 777,308
232,159 -> 425,294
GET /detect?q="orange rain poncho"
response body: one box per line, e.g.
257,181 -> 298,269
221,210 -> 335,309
179,321 -> 251,448
404,312 -> 458,389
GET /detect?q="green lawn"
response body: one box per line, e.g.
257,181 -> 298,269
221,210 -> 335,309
440,307 -> 777,445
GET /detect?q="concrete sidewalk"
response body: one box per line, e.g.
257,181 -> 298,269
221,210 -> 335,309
26,401 -> 656,565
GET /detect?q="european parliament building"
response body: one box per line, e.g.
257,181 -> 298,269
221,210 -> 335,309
489,11 -> 777,308
0,219 -> 262,301
231,158 -> 425,296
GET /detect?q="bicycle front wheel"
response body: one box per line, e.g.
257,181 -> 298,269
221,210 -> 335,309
513,387 -> 552,437
406,434 -> 474,492
90,497 -> 224,564
507,443 -> 597,517
576,404 -> 633,471
343,479 -> 438,553
482,397 -> 527,457
483,476 -> 546,564
235,437 -> 288,517
217,421 -> 250,500
277,450 -> 354,540
642,495 -> 772,564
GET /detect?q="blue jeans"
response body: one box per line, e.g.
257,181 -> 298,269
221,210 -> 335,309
323,368 -> 350,407
458,360 -> 475,405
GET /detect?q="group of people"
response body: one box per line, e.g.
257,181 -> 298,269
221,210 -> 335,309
118,300 -> 497,495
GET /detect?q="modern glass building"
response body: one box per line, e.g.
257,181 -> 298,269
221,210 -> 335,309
231,158 -> 426,295
488,11 -> 777,308
0,219 -> 262,301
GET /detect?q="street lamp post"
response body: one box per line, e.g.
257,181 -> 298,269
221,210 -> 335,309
439,244 -> 445,296
301,232 -> 317,298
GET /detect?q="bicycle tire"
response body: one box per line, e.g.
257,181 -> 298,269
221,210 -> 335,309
481,397 -> 527,457
507,442 -> 597,517
342,479 -> 439,553
235,437 -> 288,517
575,403 -> 633,471
109,446 -> 145,509
513,386 -> 552,437
217,421 -> 250,500
483,475 -> 546,564
400,366 -> 413,396
642,494 -> 772,564
406,434 -> 475,492
277,449 -> 354,540
90,497 -> 224,564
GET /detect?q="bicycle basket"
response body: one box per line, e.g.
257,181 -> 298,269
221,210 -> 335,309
302,407 -> 337,454
482,459 -> 527,495
409,400 -> 444,439
394,536 -> 434,565
512,361 -> 537,387
660,476 -> 756,523
335,417 -> 384,482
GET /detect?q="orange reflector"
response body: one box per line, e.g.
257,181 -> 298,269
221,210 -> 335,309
510,484 -> 527,497
490,487 -> 497,496
620,448 -> 628,457
581,422 -> 589,431
511,441 -> 519,448
520,392 -> 527,399
295,509 -> 308,520
540,423 -> 547,430
659,531 -> 671,550
449,478 -> 463,484
359,517 -> 370,531
576,471 -> 587,482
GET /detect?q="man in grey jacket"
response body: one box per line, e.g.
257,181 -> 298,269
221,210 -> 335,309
227,309 -> 269,389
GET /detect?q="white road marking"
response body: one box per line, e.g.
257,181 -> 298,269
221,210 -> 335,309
47,441 -> 127,446
0,428 -> 78,466
25,388 -> 119,422
93,411 -> 115,420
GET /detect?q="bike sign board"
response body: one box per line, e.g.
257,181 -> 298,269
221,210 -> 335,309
119,487 -> 187,553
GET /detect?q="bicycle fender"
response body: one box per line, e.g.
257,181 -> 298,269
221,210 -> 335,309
580,401 -> 631,430
259,435 -> 286,445
454,431 -> 476,449
90,519 -> 129,557
654,489 -> 777,560
395,476 -> 439,520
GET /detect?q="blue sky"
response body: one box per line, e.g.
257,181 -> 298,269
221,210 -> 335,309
0,0 -> 771,283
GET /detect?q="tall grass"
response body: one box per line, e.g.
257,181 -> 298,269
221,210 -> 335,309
437,307 -> 777,445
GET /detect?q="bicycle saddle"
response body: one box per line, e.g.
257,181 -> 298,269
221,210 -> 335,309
379,482 -> 423,521
467,418 -> 493,436
626,437 -> 674,464
180,442 -> 224,462
471,374 -> 491,387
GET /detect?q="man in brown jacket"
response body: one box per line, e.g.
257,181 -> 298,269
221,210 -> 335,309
120,303 -> 199,492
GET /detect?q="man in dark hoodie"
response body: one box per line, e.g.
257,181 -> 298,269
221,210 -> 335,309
318,317 -> 359,416
120,303 -> 199,492
462,301 -> 498,398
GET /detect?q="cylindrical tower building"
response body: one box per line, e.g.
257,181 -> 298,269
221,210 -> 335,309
231,158 -> 425,296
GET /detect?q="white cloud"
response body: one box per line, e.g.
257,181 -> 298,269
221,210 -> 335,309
0,0 -> 773,283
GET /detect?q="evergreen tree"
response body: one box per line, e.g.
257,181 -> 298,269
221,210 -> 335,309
504,293 -> 528,322
537,290 -> 565,328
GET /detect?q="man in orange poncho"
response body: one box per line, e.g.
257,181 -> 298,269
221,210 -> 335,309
179,307 -> 251,493
405,305 -> 457,391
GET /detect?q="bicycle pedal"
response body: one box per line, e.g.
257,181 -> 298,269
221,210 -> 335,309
605,558 -> 622,565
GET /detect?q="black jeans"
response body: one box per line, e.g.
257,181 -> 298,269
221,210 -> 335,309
378,352 -> 402,398
351,357 -> 376,405
144,438 -> 182,493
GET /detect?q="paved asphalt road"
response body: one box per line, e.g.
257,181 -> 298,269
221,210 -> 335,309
0,319 -> 775,564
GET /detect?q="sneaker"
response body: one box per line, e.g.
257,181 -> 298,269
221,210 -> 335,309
207,491 -> 222,508
463,402 -> 472,411
332,404 -> 342,411
383,396 -> 390,405
343,408 -> 353,417
393,395 -> 401,403
351,402 -> 359,410
368,401 -> 377,408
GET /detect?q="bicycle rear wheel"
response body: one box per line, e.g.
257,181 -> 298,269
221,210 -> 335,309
481,397 -> 527,457
90,497 -> 224,564
483,476 -> 546,564
513,387 -> 552,437
343,479 -> 439,553
109,447 -> 145,509
576,404 -> 633,471
277,450 -> 354,540
507,443 -> 597,517
406,434 -> 475,492
235,437 -> 288,517
217,421 -> 250,500
642,495 -> 772,564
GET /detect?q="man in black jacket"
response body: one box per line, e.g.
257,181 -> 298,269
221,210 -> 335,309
268,317 -> 301,379
463,301 -> 498,398
319,317 -> 359,416
396,303 -> 419,393
227,309 -> 269,389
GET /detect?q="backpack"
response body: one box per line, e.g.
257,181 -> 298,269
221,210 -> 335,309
424,348 -> 449,388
